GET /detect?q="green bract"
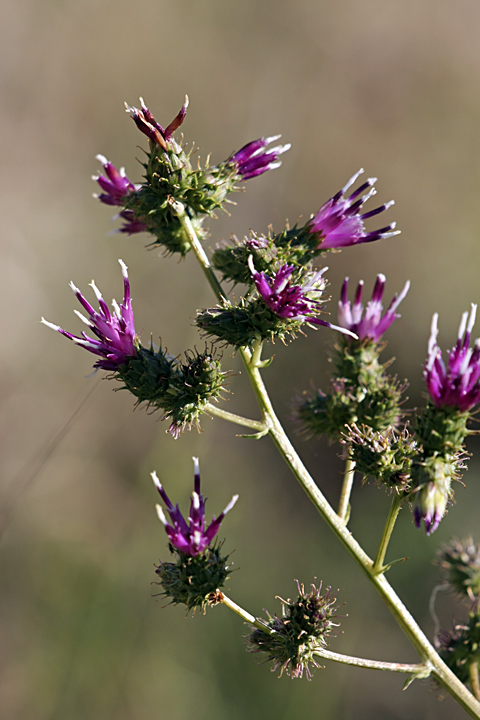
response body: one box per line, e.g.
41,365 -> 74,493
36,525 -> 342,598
196,297 -> 306,349
155,542 -> 232,612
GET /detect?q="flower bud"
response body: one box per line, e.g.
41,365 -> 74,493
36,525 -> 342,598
436,537 -> 480,600
247,580 -> 340,680
120,347 -> 227,437
411,455 -> 462,535
438,613 -> 480,687
345,423 -> 417,494
297,341 -> 405,441
162,349 -> 228,438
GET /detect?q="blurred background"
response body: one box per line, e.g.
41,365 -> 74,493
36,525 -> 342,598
2,0 -> 480,718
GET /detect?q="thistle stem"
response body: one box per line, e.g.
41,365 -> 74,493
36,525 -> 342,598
185,206 -> 480,718
313,647 -> 430,676
204,403 -> 267,432
372,494 -> 404,575
171,200 -> 225,302
338,453 -> 356,523
470,663 -> 480,702
218,591 -> 275,635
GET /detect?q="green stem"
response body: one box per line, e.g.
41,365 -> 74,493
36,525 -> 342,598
372,494 -> 404,576
204,403 -> 267,433
219,592 -> 275,635
314,647 -> 430,676
184,206 -> 480,718
171,200 -> 225,302
470,662 -> 480,702
338,453 -> 356,523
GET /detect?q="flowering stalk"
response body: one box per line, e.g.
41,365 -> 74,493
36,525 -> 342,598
180,201 -> 480,718
217,591 -> 430,677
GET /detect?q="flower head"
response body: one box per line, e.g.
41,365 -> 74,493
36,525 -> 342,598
125,96 -> 189,150
309,169 -> 399,250
152,458 -> 238,557
42,260 -> 137,371
247,580 -> 340,680
424,305 -> 480,412
228,136 -> 290,180
93,156 -> 148,235
248,255 -> 356,337
337,274 -> 410,342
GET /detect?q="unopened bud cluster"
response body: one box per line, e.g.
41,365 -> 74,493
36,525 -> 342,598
298,338 -> 405,440
247,580 -> 340,680
118,345 -> 226,438
434,536 -> 480,692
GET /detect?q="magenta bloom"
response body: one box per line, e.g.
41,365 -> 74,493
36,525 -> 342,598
310,169 -> 399,249
93,155 -> 138,207
42,260 -> 137,371
152,458 -> 238,557
424,305 -> 480,412
125,96 -> 189,150
337,274 -> 410,342
228,135 -> 290,180
93,156 -> 148,235
248,256 -> 356,337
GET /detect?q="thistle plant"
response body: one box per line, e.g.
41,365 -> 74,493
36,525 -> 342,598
43,95 -> 480,717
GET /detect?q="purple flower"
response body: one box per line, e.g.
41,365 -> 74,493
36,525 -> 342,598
310,169 -> 399,249
92,155 -> 138,207
424,305 -> 480,412
228,136 -> 291,180
248,256 -> 356,337
42,260 -> 137,371
93,156 -> 148,235
337,274 -> 410,342
125,96 -> 189,150
152,458 -> 238,557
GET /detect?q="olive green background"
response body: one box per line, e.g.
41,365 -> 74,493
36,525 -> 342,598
2,1 -> 480,718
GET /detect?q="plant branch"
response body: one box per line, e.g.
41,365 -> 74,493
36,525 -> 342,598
218,591 -> 275,635
470,662 -> 480,702
338,453 -> 356,523
313,647 -> 430,676
185,206 -> 480,718
204,403 -> 267,432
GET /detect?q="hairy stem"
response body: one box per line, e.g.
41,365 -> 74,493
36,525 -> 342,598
204,403 -> 267,432
182,204 -> 480,718
314,647 -> 430,676
338,453 -> 356,523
